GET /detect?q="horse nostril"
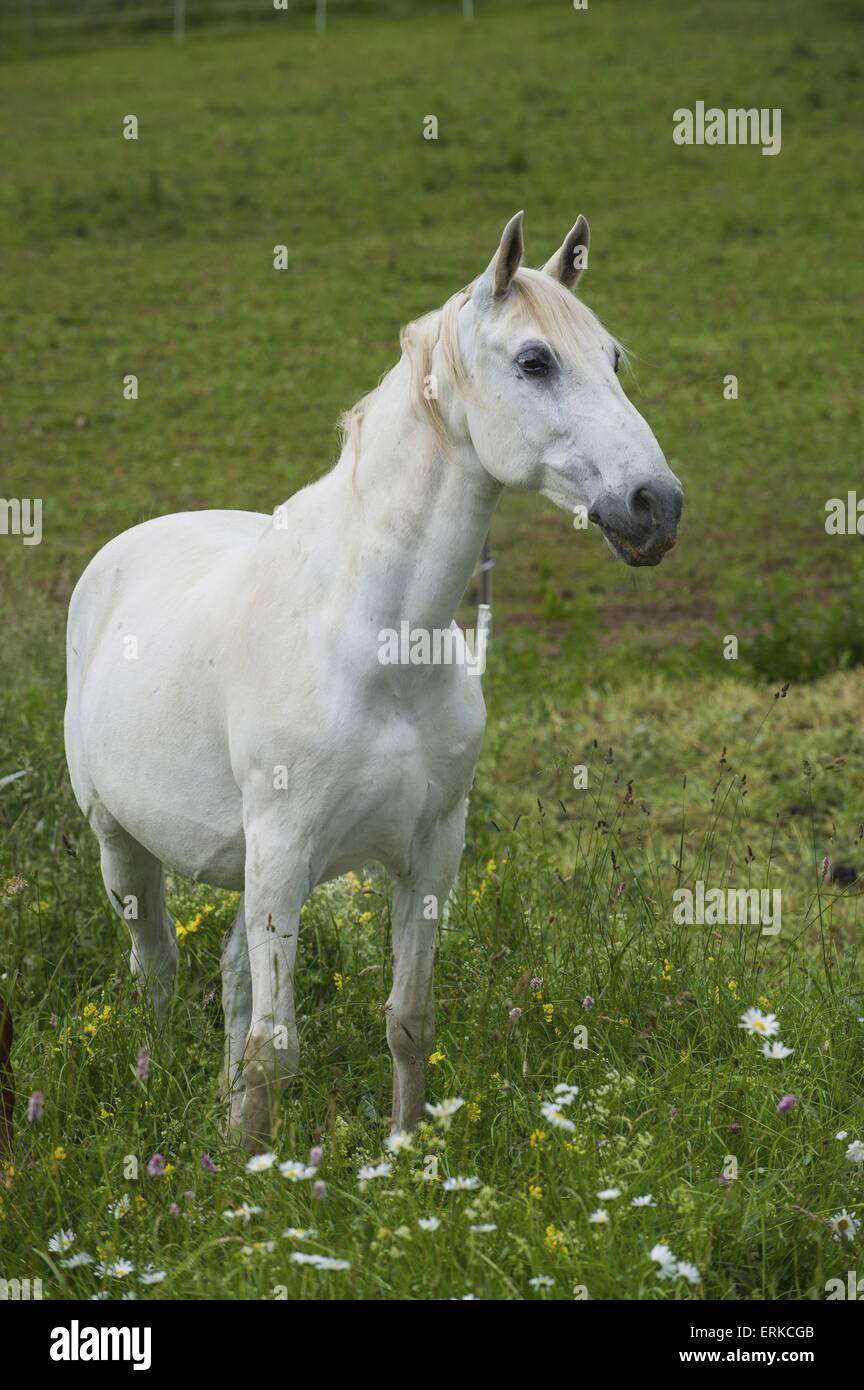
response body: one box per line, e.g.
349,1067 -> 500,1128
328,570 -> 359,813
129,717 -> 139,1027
629,485 -> 656,525
588,508 -> 601,524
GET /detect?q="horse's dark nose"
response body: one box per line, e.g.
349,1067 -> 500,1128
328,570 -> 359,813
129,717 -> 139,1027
589,477 -> 683,567
628,479 -> 683,536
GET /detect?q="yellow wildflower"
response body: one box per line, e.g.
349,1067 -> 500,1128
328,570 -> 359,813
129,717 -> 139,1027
545,1223 -> 568,1255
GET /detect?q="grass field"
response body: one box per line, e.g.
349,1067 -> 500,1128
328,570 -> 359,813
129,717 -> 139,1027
1,0 -> 863,1301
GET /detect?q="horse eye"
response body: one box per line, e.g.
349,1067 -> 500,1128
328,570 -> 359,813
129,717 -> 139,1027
516,346 -> 553,378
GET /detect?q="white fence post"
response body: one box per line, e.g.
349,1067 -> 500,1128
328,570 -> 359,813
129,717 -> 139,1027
316,0 -> 326,34
175,0 -> 186,43
463,0 -> 474,21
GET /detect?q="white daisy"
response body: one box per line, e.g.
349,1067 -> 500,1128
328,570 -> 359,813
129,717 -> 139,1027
241,1241 -> 276,1256
245,1152 -> 277,1173
61,1252 -> 94,1269
650,1243 -> 678,1279
469,1223 -> 497,1233
553,1083 -> 580,1105
631,1195 -> 656,1208
677,1261 -> 701,1285
539,1101 -> 575,1133
222,1202 -> 262,1223
739,1007 -> 780,1037
846,1140 -> 864,1164
290,1251 -> 350,1271
425,1098 -> 465,1127
384,1130 -> 414,1154
279,1159 -> 317,1181
48,1228 -> 76,1253
357,1161 -> 393,1182
418,1217 -> 440,1231
588,1208 -> 609,1225
97,1258 -> 135,1279
282,1227 -> 317,1240
836,1130 -> 849,1140
597,1187 -> 622,1200
830,1208 -> 859,1243
442,1175 -> 481,1191
529,1275 -> 555,1289
139,1269 -> 167,1285
761,1040 -> 794,1059
108,1194 -> 131,1219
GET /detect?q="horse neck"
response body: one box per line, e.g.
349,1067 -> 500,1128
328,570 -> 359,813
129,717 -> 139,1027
331,355 -> 501,632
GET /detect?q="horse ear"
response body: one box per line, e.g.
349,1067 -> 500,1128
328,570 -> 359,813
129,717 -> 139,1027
542,215 -> 590,289
478,211 -> 524,301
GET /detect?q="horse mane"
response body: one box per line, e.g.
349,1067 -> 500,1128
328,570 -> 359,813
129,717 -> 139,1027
338,266 -> 625,468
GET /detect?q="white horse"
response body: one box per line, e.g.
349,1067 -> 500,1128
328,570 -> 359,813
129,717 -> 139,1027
64,212 -> 682,1144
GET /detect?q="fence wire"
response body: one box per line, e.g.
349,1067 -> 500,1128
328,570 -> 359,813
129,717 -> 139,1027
1,0 -> 485,54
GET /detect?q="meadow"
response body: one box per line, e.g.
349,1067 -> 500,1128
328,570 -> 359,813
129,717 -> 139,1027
1,0 -> 863,1300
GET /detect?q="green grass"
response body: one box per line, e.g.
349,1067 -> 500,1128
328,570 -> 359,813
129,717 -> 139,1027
1,0 -> 863,1300
2,708 -> 864,1300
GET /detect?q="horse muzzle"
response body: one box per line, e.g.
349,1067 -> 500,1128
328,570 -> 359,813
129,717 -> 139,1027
589,477 -> 683,568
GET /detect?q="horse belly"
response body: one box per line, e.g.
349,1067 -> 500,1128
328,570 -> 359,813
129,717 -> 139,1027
76,664 -> 246,886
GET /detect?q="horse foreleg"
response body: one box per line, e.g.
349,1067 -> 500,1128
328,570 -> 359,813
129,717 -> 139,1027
387,803 -> 466,1133
221,894 -> 251,1132
233,820 -> 307,1148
